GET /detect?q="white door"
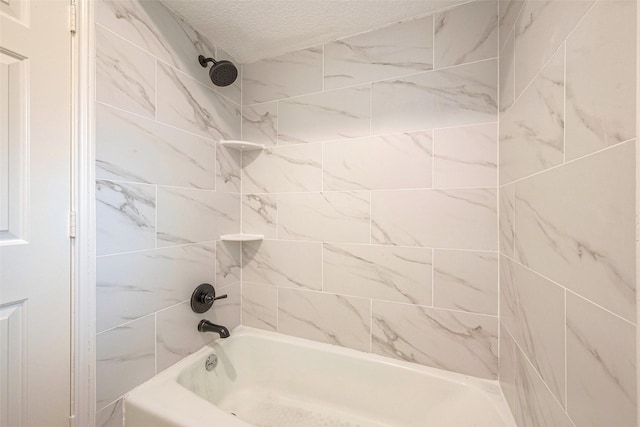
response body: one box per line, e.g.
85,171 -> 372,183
0,0 -> 72,425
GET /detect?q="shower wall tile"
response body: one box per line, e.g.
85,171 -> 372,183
565,0 -> 636,160
96,180 -> 156,256
241,102 -> 278,146
513,0 -> 593,96
278,191 -> 370,243
278,85 -> 371,144
499,326 -> 517,414
566,293 -> 636,427
433,123 -> 497,188
156,63 -> 240,140
323,243 -> 433,305
499,48 -> 564,185
323,16 -> 434,90
96,103 -> 216,189
371,188 -> 497,250
372,300 -> 498,379
372,59 -> 497,134
242,46 -> 322,104
156,187 -> 239,247
96,243 -> 216,332
499,31 -> 515,113
514,141 -> 636,322
242,282 -> 278,332
96,25 -> 156,118
498,0 -> 524,51
500,256 -> 565,405
513,343 -> 574,427
97,0 -> 217,88
242,194 -> 277,239
155,301 -> 216,372
216,241 -> 241,288
433,250 -> 498,315
433,1 -> 498,68
242,240 -> 322,290
278,288 -> 371,352
323,131 -> 433,191
96,399 -> 123,427
96,315 -> 155,410
216,143 -> 242,193
499,184 -> 515,258
242,144 -> 323,193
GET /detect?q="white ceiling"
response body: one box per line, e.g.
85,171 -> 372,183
160,0 -> 469,64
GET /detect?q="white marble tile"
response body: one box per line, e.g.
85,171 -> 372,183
566,293 -> 636,427
156,63 -> 240,140
97,0 -> 218,88
514,141 -> 636,322
372,59 -> 497,134
241,102 -> 278,147
242,240 -> 322,291
565,0 -> 636,160
513,343 -> 574,427
499,30 -> 515,113
371,188 -> 497,250
323,131 -> 433,191
434,1 -> 498,68
96,25 -> 155,118
96,316 -> 155,410
514,0 -> 593,96
499,49 -> 564,185
498,0 -> 524,51
241,282 -> 277,332
278,85 -> 371,144
216,241 -> 241,288
96,243 -> 215,332
278,288 -> 371,352
216,143 -> 241,193
372,301 -> 498,379
208,283 -> 242,331
278,191 -> 370,243
500,326 -> 517,416
324,16 -> 434,90
242,46 -> 322,104
156,187 -> 239,246
499,184 -> 515,257
433,250 -> 498,315
96,103 -> 216,189
96,399 -> 123,427
242,194 -> 277,239
96,180 -> 155,256
242,144 -> 322,193
156,301 -> 213,373
433,123 -> 497,188
323,243 -> 432,305
500,256 -> 565,405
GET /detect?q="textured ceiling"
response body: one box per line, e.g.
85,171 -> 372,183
160,0 -> 468,64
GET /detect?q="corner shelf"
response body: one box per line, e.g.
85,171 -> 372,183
219,140 -> 264,151
220,234 -> 264,242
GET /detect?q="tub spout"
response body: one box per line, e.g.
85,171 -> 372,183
198,320 -> 230,338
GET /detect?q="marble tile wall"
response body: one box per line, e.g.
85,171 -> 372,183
498,0 -> 637,425
240,0 -> 501,381
94,0 -> 242,423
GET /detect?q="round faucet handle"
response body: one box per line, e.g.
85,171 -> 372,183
191,284 -> 225,313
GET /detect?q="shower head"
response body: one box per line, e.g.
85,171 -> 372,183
198,55 -> 238,87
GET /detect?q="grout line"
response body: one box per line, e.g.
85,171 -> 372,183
369,298 -> 373,353
96,240 -> 218,259
564,288 -> 568,408
562,42 -> 567,164
154,185 -> 158,249
431,249 -> 436,307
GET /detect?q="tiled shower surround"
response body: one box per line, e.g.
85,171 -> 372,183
94,0 -> 242,423
93,0 -> 638,426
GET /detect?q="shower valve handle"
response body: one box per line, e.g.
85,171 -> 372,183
191,283 -> 226,313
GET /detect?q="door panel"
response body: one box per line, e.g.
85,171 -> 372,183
0,0 -> 72,425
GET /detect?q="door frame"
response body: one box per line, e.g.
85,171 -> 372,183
71,0 -> 96,425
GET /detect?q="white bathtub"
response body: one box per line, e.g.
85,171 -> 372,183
125,326 -> 516,427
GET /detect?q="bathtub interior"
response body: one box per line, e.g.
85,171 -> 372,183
171,327 -> 515,427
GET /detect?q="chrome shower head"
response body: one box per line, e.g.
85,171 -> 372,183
198,55 -> 238,87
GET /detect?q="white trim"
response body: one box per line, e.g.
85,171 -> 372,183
70,0 -> 96,425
